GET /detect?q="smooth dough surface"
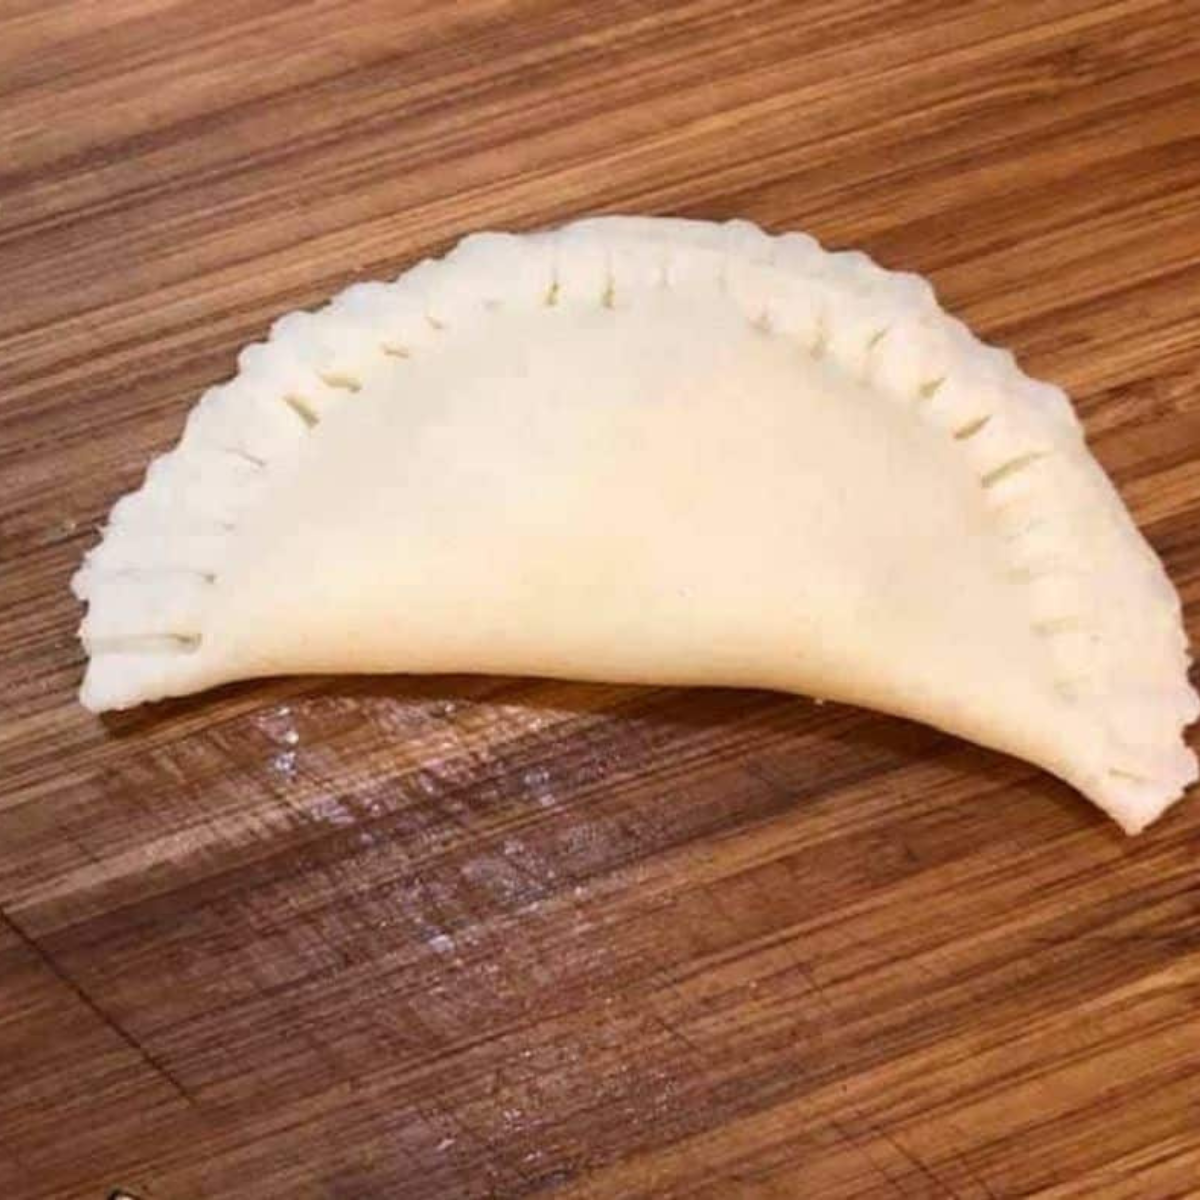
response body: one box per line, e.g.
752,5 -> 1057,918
73,217 -> 1198,833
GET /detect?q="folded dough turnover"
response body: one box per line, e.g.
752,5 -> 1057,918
73,217 -> 1198,833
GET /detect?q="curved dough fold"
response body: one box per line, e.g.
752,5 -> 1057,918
73,217 -> 1198,833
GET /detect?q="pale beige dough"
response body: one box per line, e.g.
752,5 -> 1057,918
73,217 -> 1198,833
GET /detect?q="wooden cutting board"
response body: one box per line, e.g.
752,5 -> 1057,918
2,3 -> 1199,1196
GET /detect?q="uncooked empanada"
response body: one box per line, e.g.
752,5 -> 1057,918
74,217 -> 1198,833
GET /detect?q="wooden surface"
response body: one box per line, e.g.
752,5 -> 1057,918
2,2 -> 1200,1196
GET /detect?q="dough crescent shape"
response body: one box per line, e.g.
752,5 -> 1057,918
73,217 -> 1198,833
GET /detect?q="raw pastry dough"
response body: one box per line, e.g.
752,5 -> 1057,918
73,217 -> 1198,833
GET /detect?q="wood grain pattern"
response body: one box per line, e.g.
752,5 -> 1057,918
2,2 -> 1199,1196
